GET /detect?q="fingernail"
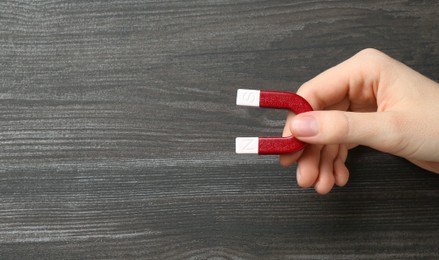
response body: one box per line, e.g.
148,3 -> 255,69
296,168 -> 301,183
291,115 -> 319,137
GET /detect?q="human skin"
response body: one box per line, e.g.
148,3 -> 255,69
280,48 -> 439,194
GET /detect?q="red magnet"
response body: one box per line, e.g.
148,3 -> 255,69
235,89 -> 313,155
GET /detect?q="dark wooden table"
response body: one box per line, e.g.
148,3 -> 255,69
1,1 -> 439,259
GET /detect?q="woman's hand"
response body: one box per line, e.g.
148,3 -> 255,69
280,48 -> 439,194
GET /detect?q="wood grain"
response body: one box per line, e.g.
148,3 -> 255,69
1,0 -> 439,259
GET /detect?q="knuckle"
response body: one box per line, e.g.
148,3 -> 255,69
340,112 -> 352,142
355,48 -> 385,61
354,48 -> 391,70
322,112 -> 350,143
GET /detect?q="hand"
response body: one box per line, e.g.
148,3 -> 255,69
280,48 -> 439,194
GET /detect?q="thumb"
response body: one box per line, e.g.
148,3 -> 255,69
290,111 -> 401,152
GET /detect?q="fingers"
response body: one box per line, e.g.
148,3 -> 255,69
279,98 -> 351,167
334,145 -> 349,187
296,144 -> 348,194
314,145 -> 338,194
296,144 -> 322,188
290,110 -> 402,154
334,158 -> 349,187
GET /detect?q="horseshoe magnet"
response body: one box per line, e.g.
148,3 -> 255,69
235,89 -> 313,155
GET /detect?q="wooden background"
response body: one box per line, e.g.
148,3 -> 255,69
1,0 -> 439,259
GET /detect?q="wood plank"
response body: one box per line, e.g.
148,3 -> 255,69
1,1 -> 439,258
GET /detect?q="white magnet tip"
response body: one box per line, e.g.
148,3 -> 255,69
235,137 -> 259,154
236,89 -> 260,107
